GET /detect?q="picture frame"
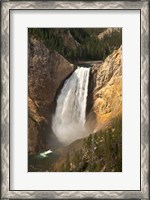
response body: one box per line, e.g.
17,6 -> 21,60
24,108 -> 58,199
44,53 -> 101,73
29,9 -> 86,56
1,0 -> 149,199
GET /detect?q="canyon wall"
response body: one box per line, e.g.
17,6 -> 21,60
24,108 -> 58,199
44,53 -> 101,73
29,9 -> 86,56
28,37 -> 74,153
92,47 -> 122,131
53,47 -> 122,171
28,35 -> 122,153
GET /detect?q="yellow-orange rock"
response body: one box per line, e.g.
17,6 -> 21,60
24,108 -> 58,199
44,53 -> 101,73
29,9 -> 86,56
93,47 -> 122,130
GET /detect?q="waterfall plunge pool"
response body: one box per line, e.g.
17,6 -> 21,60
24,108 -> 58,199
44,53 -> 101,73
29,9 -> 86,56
28,66 -> 92,172
28,150 -> 59,172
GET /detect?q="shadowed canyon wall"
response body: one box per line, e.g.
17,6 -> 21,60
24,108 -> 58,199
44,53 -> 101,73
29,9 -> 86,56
28,37 -> 74,153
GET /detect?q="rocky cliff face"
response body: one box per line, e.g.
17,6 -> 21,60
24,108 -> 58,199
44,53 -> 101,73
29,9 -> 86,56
28,37 -> 74,153
98,28 -> 121,40
51,46 -> 122,171
92,47 -> 122,131
58,29 -> 80,50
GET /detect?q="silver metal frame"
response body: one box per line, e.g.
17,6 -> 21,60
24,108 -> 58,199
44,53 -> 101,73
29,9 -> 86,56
1,1 -> 149,199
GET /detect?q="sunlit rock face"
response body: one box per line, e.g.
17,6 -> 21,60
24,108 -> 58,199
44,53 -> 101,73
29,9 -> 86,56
28,35 -> 122,153
28,37 -> 74,153
98,28 -> 121,40
92,47 -> 122,130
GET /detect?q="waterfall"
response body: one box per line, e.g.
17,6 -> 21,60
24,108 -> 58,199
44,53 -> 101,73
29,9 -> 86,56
52,67 -> 90,144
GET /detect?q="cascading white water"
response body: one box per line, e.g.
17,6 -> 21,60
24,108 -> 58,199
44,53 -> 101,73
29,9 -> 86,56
52,67 -> 90,144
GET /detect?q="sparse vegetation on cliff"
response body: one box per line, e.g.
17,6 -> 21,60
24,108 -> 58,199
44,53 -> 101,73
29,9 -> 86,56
28,28 -> 122,62
28,28 -> 122,172
54,116 -> 122,172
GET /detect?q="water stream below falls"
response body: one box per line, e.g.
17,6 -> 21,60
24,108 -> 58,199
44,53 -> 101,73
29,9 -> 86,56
52,67 -> 90,144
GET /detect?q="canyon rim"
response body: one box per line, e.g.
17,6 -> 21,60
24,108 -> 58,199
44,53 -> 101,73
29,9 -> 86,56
28,28 -> 122,172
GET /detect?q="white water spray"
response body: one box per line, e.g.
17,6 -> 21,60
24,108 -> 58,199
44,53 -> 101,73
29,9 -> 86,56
52,67 -> 90,144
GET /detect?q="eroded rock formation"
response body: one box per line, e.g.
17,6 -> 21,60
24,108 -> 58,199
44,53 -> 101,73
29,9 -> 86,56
98,28 -> 121,40
92,47 -> 122,131
28,37 -> 74,153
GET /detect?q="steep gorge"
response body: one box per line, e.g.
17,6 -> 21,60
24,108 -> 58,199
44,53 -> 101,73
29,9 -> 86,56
28,28 -> 122,164
52,47 -> 122,172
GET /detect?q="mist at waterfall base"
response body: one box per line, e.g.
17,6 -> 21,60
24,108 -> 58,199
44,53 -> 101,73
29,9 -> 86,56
52,67 -> 91,144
